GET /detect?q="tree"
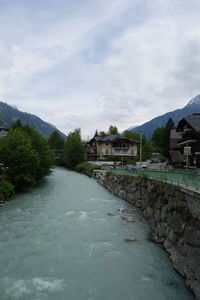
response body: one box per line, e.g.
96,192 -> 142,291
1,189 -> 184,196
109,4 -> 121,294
152,118 -> 175,159
123,130 -> 140,141
166,118 -> 175,131
152,127 -> 169,158
64,129 -> 85,169
94,129 -> 99,137
0,129 -> 39,190
48,130 -> 64,150
23,125 -> 54,179
108,125 -> 119,135
12,121 -> 54,180
142,136 -> 153,160
124,130 -> 153,160
99,131 -> 106,137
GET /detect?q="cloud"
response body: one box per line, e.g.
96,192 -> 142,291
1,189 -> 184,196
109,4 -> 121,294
0,0 -> 200,138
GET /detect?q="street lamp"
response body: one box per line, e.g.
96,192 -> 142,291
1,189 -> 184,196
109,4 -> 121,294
140,129 -> 144,166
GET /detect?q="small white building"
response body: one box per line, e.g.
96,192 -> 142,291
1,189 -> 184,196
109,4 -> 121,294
0,127 -> 9,139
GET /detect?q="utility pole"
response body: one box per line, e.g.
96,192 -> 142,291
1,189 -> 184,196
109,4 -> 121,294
140,129 -> 144,166
122,143 -> 124,168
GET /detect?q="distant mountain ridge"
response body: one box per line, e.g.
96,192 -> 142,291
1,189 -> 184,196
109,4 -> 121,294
0,101 -> 66,138
130,95 -> 200,139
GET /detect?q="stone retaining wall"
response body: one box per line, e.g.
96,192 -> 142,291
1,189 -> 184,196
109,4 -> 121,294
93,170 -> 200,299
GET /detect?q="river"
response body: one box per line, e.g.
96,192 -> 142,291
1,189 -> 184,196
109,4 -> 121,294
0,167 -> 194,300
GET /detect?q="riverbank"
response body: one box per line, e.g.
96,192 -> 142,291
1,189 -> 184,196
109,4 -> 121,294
0,167 -> 194,300
93,170 -> 200,299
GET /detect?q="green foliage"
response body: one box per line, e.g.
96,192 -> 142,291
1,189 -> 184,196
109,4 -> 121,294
64,129 -> 85,169
76,162 -> 101,176
152,124 -> 170,159
16,124 -> 55,180
142,137 -> 154,160
99,131 -> 106,137
123,130 -> 153,160
108,125 -> 119,135
48,130 -> 64,150
166,118 -> 175,130
151,117 -> 174,159
94,130 -> 99,137
0,180 -> 15,200
0,128 -> 40,189
94,125 -> 119,137
123,130 -> 140,141
137,172 -> 149,180
0,122 -> 54,191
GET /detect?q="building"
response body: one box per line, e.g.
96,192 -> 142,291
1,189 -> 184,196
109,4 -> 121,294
87,134 -> 138,160
0,127 -> 9,139
169,128 -> 184,167
171,113 -> 200,168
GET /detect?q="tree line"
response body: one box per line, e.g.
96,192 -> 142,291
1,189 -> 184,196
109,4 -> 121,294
48,120 -> 175,168
0,119 -> 174,200
0,123 -> 85,199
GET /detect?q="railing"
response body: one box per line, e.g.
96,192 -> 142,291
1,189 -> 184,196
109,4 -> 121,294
110,168 -> 200,191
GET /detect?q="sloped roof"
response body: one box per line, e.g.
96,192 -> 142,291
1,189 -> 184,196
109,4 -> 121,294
178,114 -> 200,132
89,134 -> 139,144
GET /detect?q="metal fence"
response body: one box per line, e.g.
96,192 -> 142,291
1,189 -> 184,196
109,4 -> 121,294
110,168 -> 200,191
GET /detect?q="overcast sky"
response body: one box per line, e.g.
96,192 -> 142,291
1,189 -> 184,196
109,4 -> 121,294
0,0 -> 200,138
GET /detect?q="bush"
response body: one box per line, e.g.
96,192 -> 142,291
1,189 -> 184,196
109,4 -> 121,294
76,162 -> 101,176
137,172 -> 149,180
0,180 -> 15,201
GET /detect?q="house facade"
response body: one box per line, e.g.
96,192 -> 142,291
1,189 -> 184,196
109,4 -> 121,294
170,113 -> 200,168
87,134 -> 138,160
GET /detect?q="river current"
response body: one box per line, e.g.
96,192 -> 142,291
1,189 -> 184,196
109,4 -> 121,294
0,167 -> 194,300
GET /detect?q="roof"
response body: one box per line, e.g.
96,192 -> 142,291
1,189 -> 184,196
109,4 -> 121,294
89,134 -> 139,144
178,114 -> 200,132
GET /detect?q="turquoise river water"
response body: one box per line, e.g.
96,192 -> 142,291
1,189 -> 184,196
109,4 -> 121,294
0,167 -> 195,300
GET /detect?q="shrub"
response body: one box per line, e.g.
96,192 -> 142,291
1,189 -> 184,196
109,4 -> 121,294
0,180 -> 15,201
76,162 -> 101,176
137,172 -> 149,180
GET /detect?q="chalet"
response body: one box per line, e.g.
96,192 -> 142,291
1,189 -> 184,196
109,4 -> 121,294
169,129 -> 183,167
0,127 -> 9,139
87,134 -> 138,160
171,113 -> 200,168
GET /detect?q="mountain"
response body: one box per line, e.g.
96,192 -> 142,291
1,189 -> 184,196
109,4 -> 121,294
130,95 -> 200,139
0,101 -> 66,138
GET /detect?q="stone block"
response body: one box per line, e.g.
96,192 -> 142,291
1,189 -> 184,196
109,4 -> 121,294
167,213 -> 185,234
184,229 -> 200,247
154,209 -> 160,222
161,205 -> 168,221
